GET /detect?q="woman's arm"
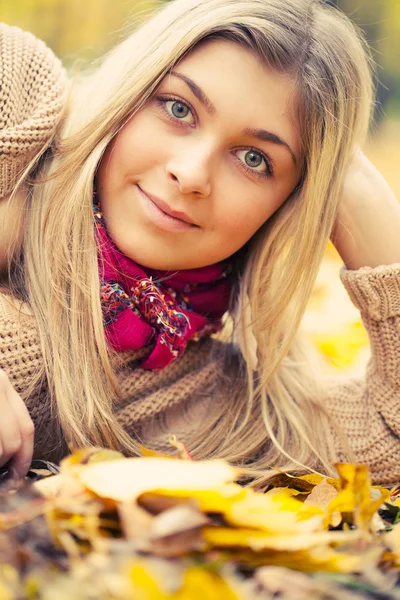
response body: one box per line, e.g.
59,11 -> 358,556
331,147 -> 400,269
0,23 -> 67,273
325,149 -> 400,484
323,263 -> 400,484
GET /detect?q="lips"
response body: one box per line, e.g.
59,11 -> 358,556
138,186 -> 196,226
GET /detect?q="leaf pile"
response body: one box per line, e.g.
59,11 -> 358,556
2,445 -> 400,599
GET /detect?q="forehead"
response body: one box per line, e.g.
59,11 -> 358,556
169,39 -> 301,163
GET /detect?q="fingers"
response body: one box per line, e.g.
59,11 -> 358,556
0,368 -> 34,479
7,384 -> 35,479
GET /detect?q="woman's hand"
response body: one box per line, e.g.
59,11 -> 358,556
331,146 -> 400,270
0,368 -> 34,479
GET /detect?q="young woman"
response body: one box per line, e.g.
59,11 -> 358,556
1,0 -> 400,487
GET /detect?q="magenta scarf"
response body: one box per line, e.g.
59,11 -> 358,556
94,202 -> 231,370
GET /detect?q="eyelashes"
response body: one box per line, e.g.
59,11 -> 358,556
154,94 -> 275,179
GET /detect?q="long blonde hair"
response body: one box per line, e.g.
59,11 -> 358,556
15,0 -> 374,486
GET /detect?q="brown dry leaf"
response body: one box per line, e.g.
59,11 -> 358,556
304,479 -> 341,527
265,471 -> 340,494
149,502 -> 209,539
137,527 -> 206,558
138,493 -> 194,515
120,501 -> 209,557
118,502 -> 153,540
304,479 -> 338,508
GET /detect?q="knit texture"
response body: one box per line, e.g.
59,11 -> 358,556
0,289 -> 223,463
0,23 -> 67,197
2,265 -> 400,483
109,263 -> 400,485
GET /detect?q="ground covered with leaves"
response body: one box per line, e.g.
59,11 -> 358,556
2,442 -> 400,600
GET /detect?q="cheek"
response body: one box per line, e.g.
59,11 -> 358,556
107,114 -> 167,175
215,189 -> 280,243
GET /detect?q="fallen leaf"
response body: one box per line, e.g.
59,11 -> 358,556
304,479 -> 338,508
75,458 -> 239,502
150,502 -> 209,539
326,464 -> 390,530
202,526 -> 359,552
304,479 -> 341,527
118,502 -> 153,540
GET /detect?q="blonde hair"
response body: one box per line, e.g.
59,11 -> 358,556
14,0 -> 374,486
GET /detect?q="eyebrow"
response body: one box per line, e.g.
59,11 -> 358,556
169,70 -> 297,166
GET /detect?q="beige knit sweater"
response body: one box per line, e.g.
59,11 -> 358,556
2,264 -> 400,485
1,23 -> 400,486
0,23 -> 66,198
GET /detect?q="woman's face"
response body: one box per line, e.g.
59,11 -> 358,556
96,39 -> 301,270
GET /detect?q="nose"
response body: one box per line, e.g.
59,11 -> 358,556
166,142 -> 212,198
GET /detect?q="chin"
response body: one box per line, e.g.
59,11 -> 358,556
122,249 -> 193,270
138,259 -> 202,271
114,237 -> 216,270
134,255 -> 211,271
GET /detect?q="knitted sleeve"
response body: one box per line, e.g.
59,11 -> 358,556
0,291 -> 68,460
0,23 -> 67,198
324,263 -> 400,485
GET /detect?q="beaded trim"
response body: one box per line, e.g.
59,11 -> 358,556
94,200 -> 200,360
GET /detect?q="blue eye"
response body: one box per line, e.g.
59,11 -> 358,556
243,150 -> 263,169
169,101 -> 191,119
235,149 -> 273,178
157,96 -> 195,125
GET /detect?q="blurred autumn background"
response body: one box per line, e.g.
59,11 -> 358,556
1,0 -> 399,376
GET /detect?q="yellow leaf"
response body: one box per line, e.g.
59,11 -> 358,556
202,526 -> 359,552
128,563 -> 170,599
326,464 -> 390,530
139,445 -> 173,459
207,545 -> 372,574
178,566 -> 240,600
127,563 -> 240,599
0,565 -> 18,600
140,483 -> 247,515
75,458 -> 239,502
61,447 -> 124,467
225,491 -> 324,535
